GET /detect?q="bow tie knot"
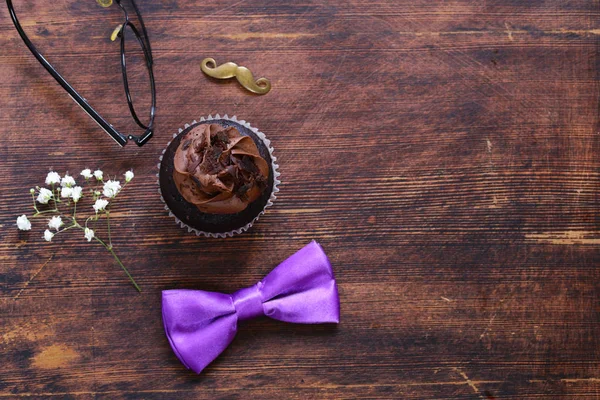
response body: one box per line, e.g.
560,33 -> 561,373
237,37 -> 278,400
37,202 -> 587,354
231,283 -> 264,321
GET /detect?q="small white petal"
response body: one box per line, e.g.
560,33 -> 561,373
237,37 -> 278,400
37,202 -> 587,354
93,198 -> 109,213
36,188 -> 53,204
61,174 -> 76,188
45,171 -> 61,185
124,170 -> 134,183
94,170 -> 103,180
84,228 -> 94,242
71,186 -> 83,203
44,229 -> 54,242
17,215 -> 31,231
48,216 -> 63,231
103,180 -> 122,198
61,187 -> 73,198
80,169 -> 93,179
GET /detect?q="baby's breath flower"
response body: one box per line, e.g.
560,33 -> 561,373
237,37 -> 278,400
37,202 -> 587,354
36,188 -> 53,204
81,169 -> 93,179
84,228 -> 94,242
103,180 -> 121,198
93,198 -> 109,213
48,216 -> 63,231
17,215 -> 31,231
61,174 -> 76,188
124,170 -> 134,183
45,171 -> 61,185
44,229 -> 54,242
61,187 -> 73,198
71,186 -> 83,203
17,167 -> 141,291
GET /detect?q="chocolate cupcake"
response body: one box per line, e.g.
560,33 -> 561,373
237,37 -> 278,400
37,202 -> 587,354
158,114 -> 280,237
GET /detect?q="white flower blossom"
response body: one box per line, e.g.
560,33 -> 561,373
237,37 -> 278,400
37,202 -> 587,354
71,186 -> 83,203
45,171 -> 61,186
93,198 -> 109,213
44,229 -> 54,242
36,188 -> 54,204
61,174 -> 76,188
48,216 -> 63,231
103,180 -> 121,198
61,187 -> 73,198
17,215 -> 31,231
94,170 -> 103,180
81,169 -> 93,179
84,228 -> 94,242
124,170 -> 134,183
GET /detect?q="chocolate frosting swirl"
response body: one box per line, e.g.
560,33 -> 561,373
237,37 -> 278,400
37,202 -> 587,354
173,124 -> 270,214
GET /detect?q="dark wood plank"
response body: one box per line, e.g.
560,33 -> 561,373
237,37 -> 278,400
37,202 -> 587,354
1,0 -> 599,398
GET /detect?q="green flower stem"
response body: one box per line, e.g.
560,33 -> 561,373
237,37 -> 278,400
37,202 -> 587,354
106,210 -> 113,249
52,184 -> 61,203
31,191 -> 39,213
55,224 -> 77,235
94,236 -> 141,292
71,224 -> 140,292
52,184 -> 59,206
32,209 -> 58,217
73,201 -> 77,220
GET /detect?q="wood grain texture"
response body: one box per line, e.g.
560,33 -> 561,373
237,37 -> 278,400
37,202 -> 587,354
1,0 -> 599,398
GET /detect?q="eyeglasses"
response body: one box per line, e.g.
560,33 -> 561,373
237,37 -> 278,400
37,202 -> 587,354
6,0 -> 156,147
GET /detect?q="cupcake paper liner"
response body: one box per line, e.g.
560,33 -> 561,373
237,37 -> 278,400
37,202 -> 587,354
157,114 -> 280,238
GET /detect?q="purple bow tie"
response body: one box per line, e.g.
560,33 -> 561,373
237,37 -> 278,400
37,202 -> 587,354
162,241 -> 340,374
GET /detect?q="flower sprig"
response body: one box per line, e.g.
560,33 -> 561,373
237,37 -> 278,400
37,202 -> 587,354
16,169 -> 140,292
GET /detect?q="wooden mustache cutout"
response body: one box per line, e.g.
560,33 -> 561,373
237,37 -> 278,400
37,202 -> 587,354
201,58 -> 271,95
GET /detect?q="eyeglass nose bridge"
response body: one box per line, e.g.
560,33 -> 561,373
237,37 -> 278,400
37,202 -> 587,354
129,128 -> 153,147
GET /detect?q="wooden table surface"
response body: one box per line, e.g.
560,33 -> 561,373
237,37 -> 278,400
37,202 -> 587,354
1,0 -> 599,399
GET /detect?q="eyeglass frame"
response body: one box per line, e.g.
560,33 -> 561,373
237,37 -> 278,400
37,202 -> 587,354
5,0 -> 156,147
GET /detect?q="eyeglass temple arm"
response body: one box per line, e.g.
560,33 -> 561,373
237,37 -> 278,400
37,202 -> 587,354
6,0 -> 129,147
